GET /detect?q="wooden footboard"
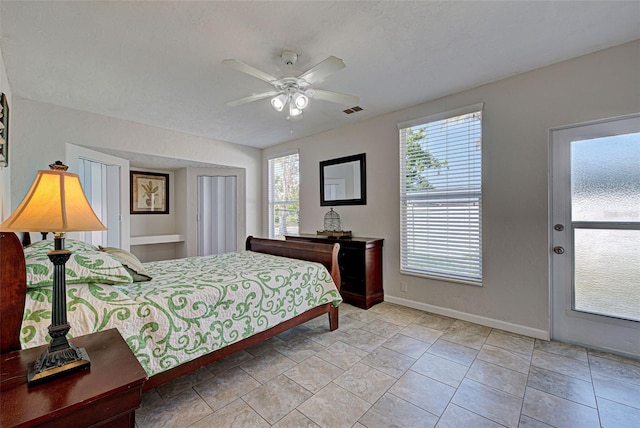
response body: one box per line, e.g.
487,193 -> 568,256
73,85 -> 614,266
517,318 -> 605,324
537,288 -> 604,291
245,236 -> 341,288
246,235 -> 341,331
0,233 -> 341,391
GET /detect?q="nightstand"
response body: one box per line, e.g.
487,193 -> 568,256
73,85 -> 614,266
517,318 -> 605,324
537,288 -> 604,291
1,328 -> 147,427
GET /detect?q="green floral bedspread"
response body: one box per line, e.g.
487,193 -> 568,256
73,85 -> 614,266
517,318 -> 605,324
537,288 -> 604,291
20,251 -> 342,377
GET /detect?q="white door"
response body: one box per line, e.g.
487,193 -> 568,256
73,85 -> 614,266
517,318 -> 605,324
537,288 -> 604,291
67,144 -> 130,250
78,157 -> 121,248
197,176 -> 237,256
551,114 -> 640,357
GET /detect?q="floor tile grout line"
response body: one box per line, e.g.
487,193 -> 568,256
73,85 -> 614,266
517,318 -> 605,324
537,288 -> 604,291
138,303 -> 639,428
586,350 -> 605,428
450,327 -> 525,428
238,395 -> 272,426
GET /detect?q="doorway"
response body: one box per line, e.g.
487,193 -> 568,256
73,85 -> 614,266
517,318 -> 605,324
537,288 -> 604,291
551,114 -> 640,356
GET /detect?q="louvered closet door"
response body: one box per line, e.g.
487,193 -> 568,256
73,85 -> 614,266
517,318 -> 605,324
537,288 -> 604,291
197,176 -> 237,256
78,158 -> 120,248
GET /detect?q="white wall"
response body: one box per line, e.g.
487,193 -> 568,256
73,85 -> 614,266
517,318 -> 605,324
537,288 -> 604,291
8,98 -> 262,243
264,40 -> 640,338
0,43 -> 12,220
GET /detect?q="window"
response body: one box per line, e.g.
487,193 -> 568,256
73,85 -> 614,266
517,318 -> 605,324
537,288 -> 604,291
399,103 -> 483,284
268,152 -> 300,239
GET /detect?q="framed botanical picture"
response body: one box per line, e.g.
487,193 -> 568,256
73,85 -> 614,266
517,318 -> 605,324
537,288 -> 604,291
130,171 -> 169,214
0,93 -> 8,167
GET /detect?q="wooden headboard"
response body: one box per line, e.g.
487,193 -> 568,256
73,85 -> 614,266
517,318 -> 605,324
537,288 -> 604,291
0,232 -> 27,353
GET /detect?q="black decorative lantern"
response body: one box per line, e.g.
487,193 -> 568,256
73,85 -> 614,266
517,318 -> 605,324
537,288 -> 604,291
318,208 -> 352,238
324,208 -> 341,231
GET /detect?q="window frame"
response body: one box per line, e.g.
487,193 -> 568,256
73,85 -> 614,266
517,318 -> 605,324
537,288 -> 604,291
398,103 -> 483,285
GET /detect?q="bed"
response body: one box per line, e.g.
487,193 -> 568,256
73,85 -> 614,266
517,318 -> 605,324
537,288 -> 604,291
0,232 -> 342,390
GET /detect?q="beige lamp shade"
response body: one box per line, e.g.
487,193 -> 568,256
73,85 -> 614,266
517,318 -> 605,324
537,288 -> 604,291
0,169 -> 106,232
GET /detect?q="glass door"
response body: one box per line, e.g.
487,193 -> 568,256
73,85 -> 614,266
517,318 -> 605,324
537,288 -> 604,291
551,114 -> 640,357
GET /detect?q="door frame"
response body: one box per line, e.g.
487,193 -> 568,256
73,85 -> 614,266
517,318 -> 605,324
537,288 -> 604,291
549,113 -> 640,357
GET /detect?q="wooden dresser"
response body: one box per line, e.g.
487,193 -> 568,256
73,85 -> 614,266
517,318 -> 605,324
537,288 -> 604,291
286,234 -> 384,309
1,329 -> 147,427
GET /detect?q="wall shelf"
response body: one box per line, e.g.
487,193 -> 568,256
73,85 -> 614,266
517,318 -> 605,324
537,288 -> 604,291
130,234 -> 184,246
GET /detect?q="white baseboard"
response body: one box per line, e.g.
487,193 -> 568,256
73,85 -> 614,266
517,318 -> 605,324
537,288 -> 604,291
384,295 -> 550,340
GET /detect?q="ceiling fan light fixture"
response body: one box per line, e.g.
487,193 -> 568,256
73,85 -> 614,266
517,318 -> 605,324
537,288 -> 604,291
289,103 -> 303,117
271,94 -> 288,112
293,92 -> 309,110
223,52 -> 358,121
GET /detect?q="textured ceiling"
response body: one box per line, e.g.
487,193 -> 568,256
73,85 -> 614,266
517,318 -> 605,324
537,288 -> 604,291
2,1 -> 639,149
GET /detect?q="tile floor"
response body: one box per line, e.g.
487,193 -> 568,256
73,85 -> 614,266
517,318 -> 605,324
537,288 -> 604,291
136,302 -> 640,428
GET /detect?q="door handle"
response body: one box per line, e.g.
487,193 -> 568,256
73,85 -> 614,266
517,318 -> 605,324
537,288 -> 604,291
553,246 -> 565,255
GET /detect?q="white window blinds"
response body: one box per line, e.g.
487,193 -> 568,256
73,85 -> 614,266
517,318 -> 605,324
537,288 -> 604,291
399,104 -> 483,283
268,152 -> 300,239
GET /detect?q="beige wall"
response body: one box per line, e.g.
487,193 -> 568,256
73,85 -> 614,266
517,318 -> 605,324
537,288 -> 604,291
7,97 -> 263,243
264,40 -> 640,338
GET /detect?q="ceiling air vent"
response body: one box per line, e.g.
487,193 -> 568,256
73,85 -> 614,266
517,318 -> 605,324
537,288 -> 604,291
343,106 -> 363,115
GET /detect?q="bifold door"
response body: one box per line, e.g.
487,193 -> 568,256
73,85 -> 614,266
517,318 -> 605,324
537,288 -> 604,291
197,175 -> 237,256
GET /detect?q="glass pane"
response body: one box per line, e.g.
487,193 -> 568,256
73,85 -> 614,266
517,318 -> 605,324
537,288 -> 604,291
571,133 -> 640,222
268,154 -> 299,239
574,228 -> 640,321
271,202 -> 299,239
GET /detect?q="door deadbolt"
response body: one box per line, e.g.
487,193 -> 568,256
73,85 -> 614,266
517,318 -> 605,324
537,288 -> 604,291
554,224 -> 564,231
553,246 -> 565,255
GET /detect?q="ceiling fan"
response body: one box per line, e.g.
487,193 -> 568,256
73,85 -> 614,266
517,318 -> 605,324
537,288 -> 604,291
222,50 -> 359,119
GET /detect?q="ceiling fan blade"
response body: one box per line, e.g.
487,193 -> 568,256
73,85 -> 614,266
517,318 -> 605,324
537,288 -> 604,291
226,90 -> 280,107
311,89 -> 360,106
298,56 -> 346,84
222,59 -> 279,84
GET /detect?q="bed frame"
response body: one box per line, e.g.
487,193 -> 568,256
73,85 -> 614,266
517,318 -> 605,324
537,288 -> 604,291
0,232 -> 341,391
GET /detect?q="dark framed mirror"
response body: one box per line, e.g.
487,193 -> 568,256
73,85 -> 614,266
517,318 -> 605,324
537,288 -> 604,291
320,153 -> 367,206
